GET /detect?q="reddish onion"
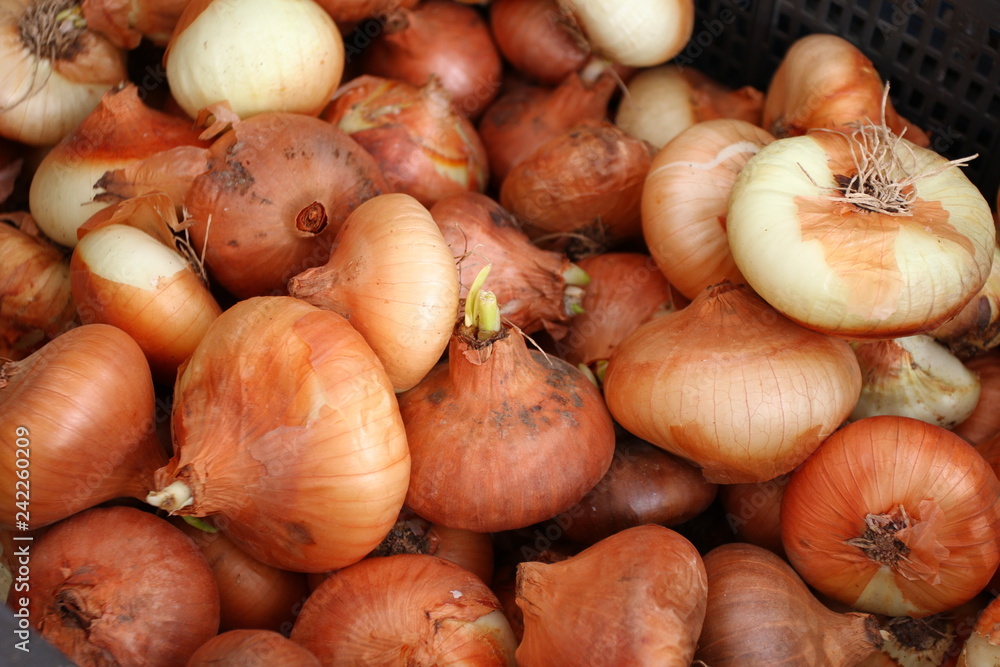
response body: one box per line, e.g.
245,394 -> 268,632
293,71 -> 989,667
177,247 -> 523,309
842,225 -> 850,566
431,191 -> 588,338
361,0 -> 503,119
0,324 -> 168,530
717,474 -> 791,557
187,630 -> 321,667
516,525 -> 707,666
0,137 -> 23,204
323,74 -> 489,207
500,120 -> 656,253
27,506 -> 219,666
292,554 -> 517,664
954,351 -> 1000,446
489,0 -> 589,85
313,0 -> 414,25
781,415 -> 1000,617
145,296 -> 411,573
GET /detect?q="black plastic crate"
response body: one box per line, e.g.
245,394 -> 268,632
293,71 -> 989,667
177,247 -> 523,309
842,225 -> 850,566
691,0 -> 1000,205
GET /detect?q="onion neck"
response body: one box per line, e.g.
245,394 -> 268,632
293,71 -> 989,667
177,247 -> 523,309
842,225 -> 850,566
19,0 -> 87,63
146,480 -> 194,512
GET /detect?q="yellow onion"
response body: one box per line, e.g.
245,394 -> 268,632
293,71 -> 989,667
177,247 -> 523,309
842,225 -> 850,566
81,0 -> 190,48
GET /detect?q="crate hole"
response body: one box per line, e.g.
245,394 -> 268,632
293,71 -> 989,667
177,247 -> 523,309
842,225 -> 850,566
919,54 -> 938,80
898,40 -> 916,66
929,27 -> 946,51
826,2 -> 844,26
943,67 -> 961,90
908,88 -> 925,109
988,27 -> 1000,52
936,1 -> 954,22
967,80 -> 985,106
847,13 -> 865,40
930,102 -> 949,122
976,54 -> 994,78
989,95 -> 1000,119
776,10 -> 792,34
804,0 -> 821,12
977,127 -> 993,147
906,14 -> 923,38
870,27 -> 886,50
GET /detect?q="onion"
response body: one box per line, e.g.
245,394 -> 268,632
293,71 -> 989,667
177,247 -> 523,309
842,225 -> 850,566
70,192 -> 222,384
188,630 -> 321,667
165,0 -> 345,120
313,0 -> 413,25
764,33 -> 929,145
849,335 -> 981,429
291,554 -> 518,664
615,65 -> 764,150
604,281 -> 862,483
0,0 -> 127,147
397,269 -> 615,532
361,0 -> 503,119
554,0 -> 694,67
288,193 -> 460,392
554,433 -> 718,545
958,596 -> 1000,665
500,120 -> 655,253
174,518 -> 311,633
431,191 -> 587,338
323,75 -> 489,207
27,506 -> 220,666
954,351 -> 1000,446
781,415 -> 1000,617
516,524 -> 707,666
183,111 -> 388,299
28,83 -> 207,248
489,0 -> 589,85
696,542 -> 884,665
727,110 -> 995,338
554,252 -> 679,379
930,243 -> 1000,358
0,213 -> 75,348
477,63 -> 617,188
718,474 -> 791,557
145,296 -> 411,573
81,0 -> 190,48
0,324 -> 168,530
641,118 -> 774,299
0,137 -> 23,204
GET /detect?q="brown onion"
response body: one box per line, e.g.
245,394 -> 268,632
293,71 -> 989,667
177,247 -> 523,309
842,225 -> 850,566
81,0 -> 190,48
500,120 -> 655,253
398,275 -> 615,532
478,65 -> 617,189
314,0 -> 413,25
781,415 -> 1000,617
431,192 -> 587,338
187,630 -> 321,667
292,554 -> 517,664
323,75 -> 488,207
696,542 -> 883,665
642,118 -> 774,299
954,351 -> 1000,446
0,137 -> 23,204
489,0 -> 589,85
174,518 -> 310,633
718,474 -> 790,557
604,281 -> 862,483
0,324 -> 168,529
146,296 -> 411,573
183,112 -> 388,299
361,0 -> 503,119
516,524 -> 707,666
554,434 -> 718,545
27,506 -> 219,666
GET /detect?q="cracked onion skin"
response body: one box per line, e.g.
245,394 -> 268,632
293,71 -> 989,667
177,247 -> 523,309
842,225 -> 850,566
515,525 -> 707,666
27,506 -> 220,667
291,553 -> 517,665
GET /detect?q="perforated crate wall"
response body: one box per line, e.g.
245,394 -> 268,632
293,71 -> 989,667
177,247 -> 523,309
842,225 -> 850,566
690,0 -> 1000,205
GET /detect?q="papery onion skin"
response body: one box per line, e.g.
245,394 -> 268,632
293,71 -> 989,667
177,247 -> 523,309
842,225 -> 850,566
642,118 -> 774,300
323,75 -> 489,208
489,0 -> 589,85
399,323 -> 616,533
165,0 -> 345,120
727,131 -> 995,338
288,193 -> 460,393
500,120 -> 655,251
360,0 -> 504,120
954,351 -> 1000,446
604,282 -> 862,484
188,629 -> 321,667
516,524 -> 707,666
0,324 -> 168,529
82,0 -> 191,48
151,296 -> 411,573
0,0 -> 127,147
930,243 -> 1000,358
291,554 -> 517,665
781,415 -> 1000,617
28,506 -> 220,667
696,542 -> 883,666
185,112 -> 388,299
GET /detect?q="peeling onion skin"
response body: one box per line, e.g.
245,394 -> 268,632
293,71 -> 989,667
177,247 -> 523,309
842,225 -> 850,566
28,506 -> 220,667
188,630 -> 321,666
781,416 -> 1000,617
0,324 -> 168,530
516,525 -> 707,667
291,554 -> 518,666
696,543 -> 884,666
150,296 -> 411,573
604,282 -> 862,484
727,131 -> 996,338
